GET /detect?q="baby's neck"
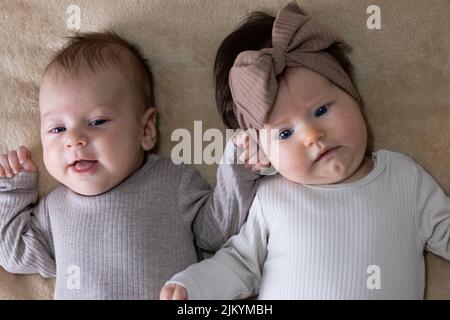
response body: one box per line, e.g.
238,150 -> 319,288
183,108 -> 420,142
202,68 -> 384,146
337,156 -> 374,184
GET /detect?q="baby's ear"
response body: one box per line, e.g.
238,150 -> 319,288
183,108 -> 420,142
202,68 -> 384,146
141,107 -> 157,151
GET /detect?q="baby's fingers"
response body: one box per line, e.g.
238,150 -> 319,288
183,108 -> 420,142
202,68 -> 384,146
160,284 -> 187,300
0,163 -> 5,177
247,147 -> 271,165
233,131 -> 248,148
0,153 -> 14,178
8,150 -> 21,174
172,285 -> 188,300
239,140 -> 258,164
17,146 -> 30,165
160,284 -> 176,300
17,146 -> 37,173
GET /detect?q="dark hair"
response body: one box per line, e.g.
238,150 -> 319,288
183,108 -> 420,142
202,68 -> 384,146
45,31 -> 155,110
214,12 -> 274,129
213,11 -> 373,155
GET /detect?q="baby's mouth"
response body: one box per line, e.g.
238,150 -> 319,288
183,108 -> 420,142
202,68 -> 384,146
314,146 -> 340,164
70,160 -> 99,175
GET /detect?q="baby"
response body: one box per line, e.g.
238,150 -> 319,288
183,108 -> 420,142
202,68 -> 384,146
0,32 -> 263,299
161,1 -> 450,299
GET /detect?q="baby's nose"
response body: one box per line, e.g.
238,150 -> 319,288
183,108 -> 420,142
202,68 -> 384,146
65,132 -> 88,148
301,126 -> 326,147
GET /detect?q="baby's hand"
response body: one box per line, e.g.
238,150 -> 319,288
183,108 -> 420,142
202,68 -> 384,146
160,283 -> 188,300
0,146 -> 38,178
234,130 -> 271,173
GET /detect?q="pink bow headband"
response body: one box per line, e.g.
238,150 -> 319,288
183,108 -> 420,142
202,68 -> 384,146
229,1 -> 360,129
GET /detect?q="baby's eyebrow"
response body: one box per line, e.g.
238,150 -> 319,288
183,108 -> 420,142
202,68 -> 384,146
269,118 -> 291,128
90,101 -> 113,109
41,111 -> 56,120
41,103 -> 114,120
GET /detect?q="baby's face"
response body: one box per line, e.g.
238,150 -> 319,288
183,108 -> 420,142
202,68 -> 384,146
39,68 -> 155,196
260,67 -> 368,185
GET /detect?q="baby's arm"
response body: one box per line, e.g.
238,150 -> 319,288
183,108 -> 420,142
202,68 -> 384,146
414,163 -> 450,260
0,147 -> 56,277
162,196 -> 268,300
178,133 -> 265,252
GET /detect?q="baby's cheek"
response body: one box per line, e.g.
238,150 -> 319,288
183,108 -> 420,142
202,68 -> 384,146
43,148 -> 63,181
42,145 -> 53,168
342,109 -> 367,142
264,140 -> 286,170
277,147 -> 307,176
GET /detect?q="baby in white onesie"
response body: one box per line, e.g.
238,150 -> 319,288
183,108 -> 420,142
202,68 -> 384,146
160,1 -> 450,299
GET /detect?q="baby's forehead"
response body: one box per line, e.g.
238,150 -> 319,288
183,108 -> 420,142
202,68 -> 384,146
278,68 -> 335,103
39,68 -> 143,116
42,50 -> 137,84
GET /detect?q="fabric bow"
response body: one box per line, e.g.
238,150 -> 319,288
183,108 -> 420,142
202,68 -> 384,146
229,1 -> 360,129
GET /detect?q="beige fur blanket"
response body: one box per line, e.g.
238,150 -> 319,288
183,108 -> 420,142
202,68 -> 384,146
0,0 -> 449,299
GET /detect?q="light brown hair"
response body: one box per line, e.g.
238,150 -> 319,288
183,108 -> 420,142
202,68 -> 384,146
44,31 -> 155,111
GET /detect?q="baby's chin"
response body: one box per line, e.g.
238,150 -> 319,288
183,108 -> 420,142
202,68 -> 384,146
49,173 -> 115,196
66,182 -> 114,196
70,186 -> 106,196
283,175 -> 344,186
278,169 -> 351,186
45,170 -> 106,196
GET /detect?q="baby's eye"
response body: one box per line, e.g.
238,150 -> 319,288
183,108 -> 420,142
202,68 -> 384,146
314,104 -> 329,118
278,128 -> 294,140
50,127 -> 66,134
89,119 -> 108,126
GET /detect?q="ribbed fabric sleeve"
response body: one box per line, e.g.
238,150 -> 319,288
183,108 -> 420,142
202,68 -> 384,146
170,195 -> 268,299
0,173 -> 55,278
178,140 -> 260,252
0,142 -> 259,299
167,150 -> 450,299
414,162 -> 450,259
